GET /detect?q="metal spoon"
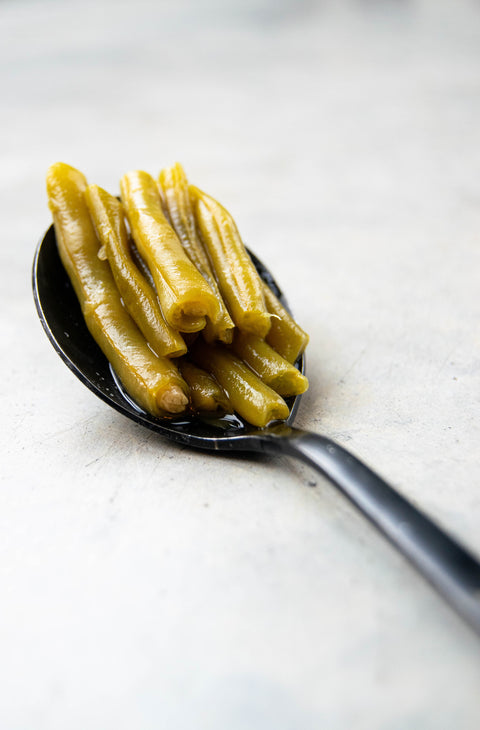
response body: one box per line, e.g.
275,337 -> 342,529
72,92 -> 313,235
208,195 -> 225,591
33,224 -> 480,635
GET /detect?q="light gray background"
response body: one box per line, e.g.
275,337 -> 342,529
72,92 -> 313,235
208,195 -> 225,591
1,0 -> 480,728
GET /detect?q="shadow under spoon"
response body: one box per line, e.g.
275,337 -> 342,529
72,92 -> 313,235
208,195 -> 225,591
33,224 -> 480,636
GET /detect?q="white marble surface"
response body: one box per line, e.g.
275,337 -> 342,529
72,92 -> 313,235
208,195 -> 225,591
1,0 -> 480,727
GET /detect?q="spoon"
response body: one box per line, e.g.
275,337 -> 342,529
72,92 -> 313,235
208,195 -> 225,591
33,224 -> 480,635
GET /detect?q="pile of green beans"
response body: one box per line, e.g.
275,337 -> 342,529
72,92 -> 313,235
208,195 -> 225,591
46,162 -> 309,427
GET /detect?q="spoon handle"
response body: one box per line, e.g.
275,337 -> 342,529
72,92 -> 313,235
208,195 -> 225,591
261,427 -> 480,635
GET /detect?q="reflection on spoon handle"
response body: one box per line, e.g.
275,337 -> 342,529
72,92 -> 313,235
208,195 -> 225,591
260,427 -> 480,636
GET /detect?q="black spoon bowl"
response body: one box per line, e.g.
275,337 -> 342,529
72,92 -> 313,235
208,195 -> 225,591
33,225 -> 480,635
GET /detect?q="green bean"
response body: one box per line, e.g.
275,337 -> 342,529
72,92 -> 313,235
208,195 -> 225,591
262,282 -> 309,363
158,163 -> 234,343
232,331 -> 308,396
121,171 -> 221,333
178,360 -> 231,413
85,184 -> 187,359
190,186 -> 271,338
